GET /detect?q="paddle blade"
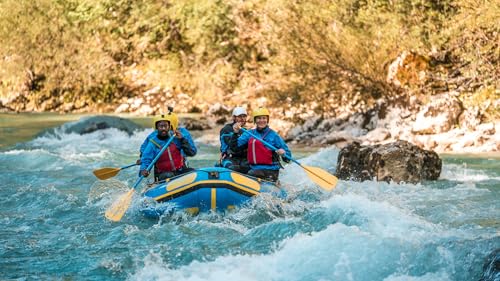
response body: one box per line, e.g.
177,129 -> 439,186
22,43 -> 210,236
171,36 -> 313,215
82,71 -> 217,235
302,165 -> 338,191
93,167 -> 121,180
105,189 -> 134,222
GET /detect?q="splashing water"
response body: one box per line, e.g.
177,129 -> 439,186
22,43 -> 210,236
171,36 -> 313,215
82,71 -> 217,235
0,116 -> 498,281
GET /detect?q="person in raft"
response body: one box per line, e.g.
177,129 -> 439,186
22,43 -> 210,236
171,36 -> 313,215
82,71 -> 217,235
218,106 -> 250,174
139,111 -> 197,181
229,107 -> 291,182
137,106 -> 175,164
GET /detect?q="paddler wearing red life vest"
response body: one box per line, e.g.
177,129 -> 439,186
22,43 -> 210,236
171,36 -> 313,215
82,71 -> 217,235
140,112 -> 197,181
230,107 -> 291,182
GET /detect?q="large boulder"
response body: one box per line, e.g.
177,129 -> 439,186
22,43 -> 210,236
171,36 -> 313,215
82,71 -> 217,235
45,115 -> 143,136
335,140 -> 441,183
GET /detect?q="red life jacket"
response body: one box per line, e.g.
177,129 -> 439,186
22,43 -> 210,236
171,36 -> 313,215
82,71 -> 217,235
247,129 -> 273,165
152,139 -> 184,172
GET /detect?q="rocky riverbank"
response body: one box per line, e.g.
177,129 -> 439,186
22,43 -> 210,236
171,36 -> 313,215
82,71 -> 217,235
203,93 -> 499,154
1,53 -> 498,154
281,98 -> 499,154
1,95 -> 498,154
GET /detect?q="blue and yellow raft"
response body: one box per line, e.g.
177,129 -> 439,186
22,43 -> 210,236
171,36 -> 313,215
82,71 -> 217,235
140,167 -> 285,218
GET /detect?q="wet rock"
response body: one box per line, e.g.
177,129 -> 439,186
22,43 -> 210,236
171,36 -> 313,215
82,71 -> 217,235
335,140 -> 441,183
181,117 -> 212,131
334,142 -> 374,182
46,115 -> 143,136
479,248 -> 500,281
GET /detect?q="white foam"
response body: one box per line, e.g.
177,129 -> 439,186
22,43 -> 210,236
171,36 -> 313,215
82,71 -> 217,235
441,163 -> 498,182
280,146 -> 339,192
128,220 -> 452,281
384,271 -> 452,281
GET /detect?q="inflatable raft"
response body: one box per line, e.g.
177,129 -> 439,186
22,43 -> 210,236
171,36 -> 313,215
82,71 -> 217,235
140,167 -> 285,218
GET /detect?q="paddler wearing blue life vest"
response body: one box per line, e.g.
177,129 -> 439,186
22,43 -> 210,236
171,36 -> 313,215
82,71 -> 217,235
139,111 -> 197,181
229,107 -> 291,182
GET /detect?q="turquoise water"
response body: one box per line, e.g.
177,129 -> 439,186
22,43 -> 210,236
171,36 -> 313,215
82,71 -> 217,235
0,114 -> 499,280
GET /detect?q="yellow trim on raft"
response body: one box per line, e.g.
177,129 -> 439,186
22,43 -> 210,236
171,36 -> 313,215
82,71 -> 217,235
165,173 -> 197,191
230,173 -> 261,191
154,179 -> 260,201
211,188 -> 216,210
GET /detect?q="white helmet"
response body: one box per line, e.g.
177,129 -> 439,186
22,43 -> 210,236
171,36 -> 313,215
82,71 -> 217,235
232,107 -> 247,116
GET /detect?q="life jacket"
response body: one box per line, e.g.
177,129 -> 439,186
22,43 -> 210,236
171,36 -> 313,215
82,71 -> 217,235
247,129 -> 273,165
151,138 -> 184,172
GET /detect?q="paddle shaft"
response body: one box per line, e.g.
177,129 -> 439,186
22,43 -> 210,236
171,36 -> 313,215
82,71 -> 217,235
121,163 -> 138,170
240,128 -> 328,183
93,163 -> 139,180
132,135 -> 176,189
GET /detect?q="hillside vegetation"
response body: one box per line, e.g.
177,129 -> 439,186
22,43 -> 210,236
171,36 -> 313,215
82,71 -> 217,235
0,0 -> 498,122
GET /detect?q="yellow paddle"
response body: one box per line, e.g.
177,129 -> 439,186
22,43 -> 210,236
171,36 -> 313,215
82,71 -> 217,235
241,128 -> 338,191
93,163 -> 138,180
105,135 -> 176,222
297,164 -> 338,192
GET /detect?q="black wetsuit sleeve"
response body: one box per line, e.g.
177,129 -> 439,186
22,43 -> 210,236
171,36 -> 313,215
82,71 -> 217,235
180,138 -> 196,156
220,124 -> 234,151
229,132 -> 247,156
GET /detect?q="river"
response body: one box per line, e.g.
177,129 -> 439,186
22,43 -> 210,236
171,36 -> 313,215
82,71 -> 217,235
0,113 -> 498,281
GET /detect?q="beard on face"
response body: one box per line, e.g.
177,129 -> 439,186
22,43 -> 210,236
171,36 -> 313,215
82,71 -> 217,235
157,127 -> 169,140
